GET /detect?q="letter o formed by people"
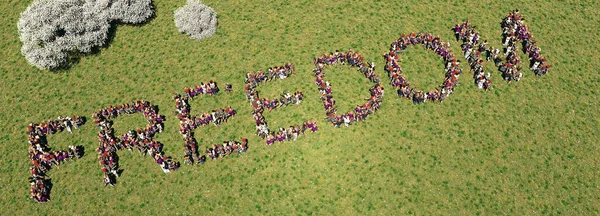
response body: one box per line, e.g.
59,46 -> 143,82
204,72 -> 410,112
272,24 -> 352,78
313,50 -> 384,128
383,33 -> 463,104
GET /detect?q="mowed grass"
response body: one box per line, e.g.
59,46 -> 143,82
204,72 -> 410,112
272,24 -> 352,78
323,65 -> 374,113
0,0 -> 599,214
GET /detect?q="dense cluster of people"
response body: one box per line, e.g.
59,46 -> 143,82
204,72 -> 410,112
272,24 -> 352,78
244,63 -> 316,143
27,116 -> 85,202
93,101 -> 180,187
314,50 -> 384,127
181,80 -> 220,97
453,10 -> 550,87
383,33 -> 463,103
501,9 -> 550,80
454,21 -> 493,90
243,63 -> 295,86
265,122 -> 318,145
174,81 -> 244,165
184,139 -> 248,165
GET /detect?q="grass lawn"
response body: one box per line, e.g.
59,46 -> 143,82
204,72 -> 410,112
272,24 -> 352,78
0,0 -> 599,214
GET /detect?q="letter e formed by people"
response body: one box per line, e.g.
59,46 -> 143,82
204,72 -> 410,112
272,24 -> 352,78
174,80 -> 242,165
245,63 -> 318,144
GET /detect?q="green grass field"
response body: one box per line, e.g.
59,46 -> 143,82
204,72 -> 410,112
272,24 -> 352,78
1,0 -> 599,214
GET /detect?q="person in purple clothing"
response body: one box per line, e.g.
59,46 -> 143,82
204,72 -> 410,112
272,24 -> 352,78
277,132 -> 286,142
266,134 -> 275,145
309,121 -> 319,132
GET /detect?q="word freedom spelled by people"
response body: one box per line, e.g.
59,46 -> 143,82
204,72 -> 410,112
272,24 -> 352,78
27,9 -> 549,202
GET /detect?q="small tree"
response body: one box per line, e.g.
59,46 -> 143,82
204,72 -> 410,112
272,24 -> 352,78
174,0 -> 218,40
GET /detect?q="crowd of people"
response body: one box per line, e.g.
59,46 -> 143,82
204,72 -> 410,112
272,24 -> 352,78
244,63 -> 316,144
93,101 -> 180,187
184,139 -> 248,165
265,122 -> 318,145
453,10 -> 550,87
243,63 -> 295,86
181,80 -> 220,97
501,9 -> 550,79
383,33 -> 463,103
27,116 -> 85,202
313,50 -> 384,127
454,21 -> 494,90
174,81 -> 244,165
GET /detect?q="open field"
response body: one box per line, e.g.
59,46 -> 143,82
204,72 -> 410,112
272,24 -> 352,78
1,0 -> 599,214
